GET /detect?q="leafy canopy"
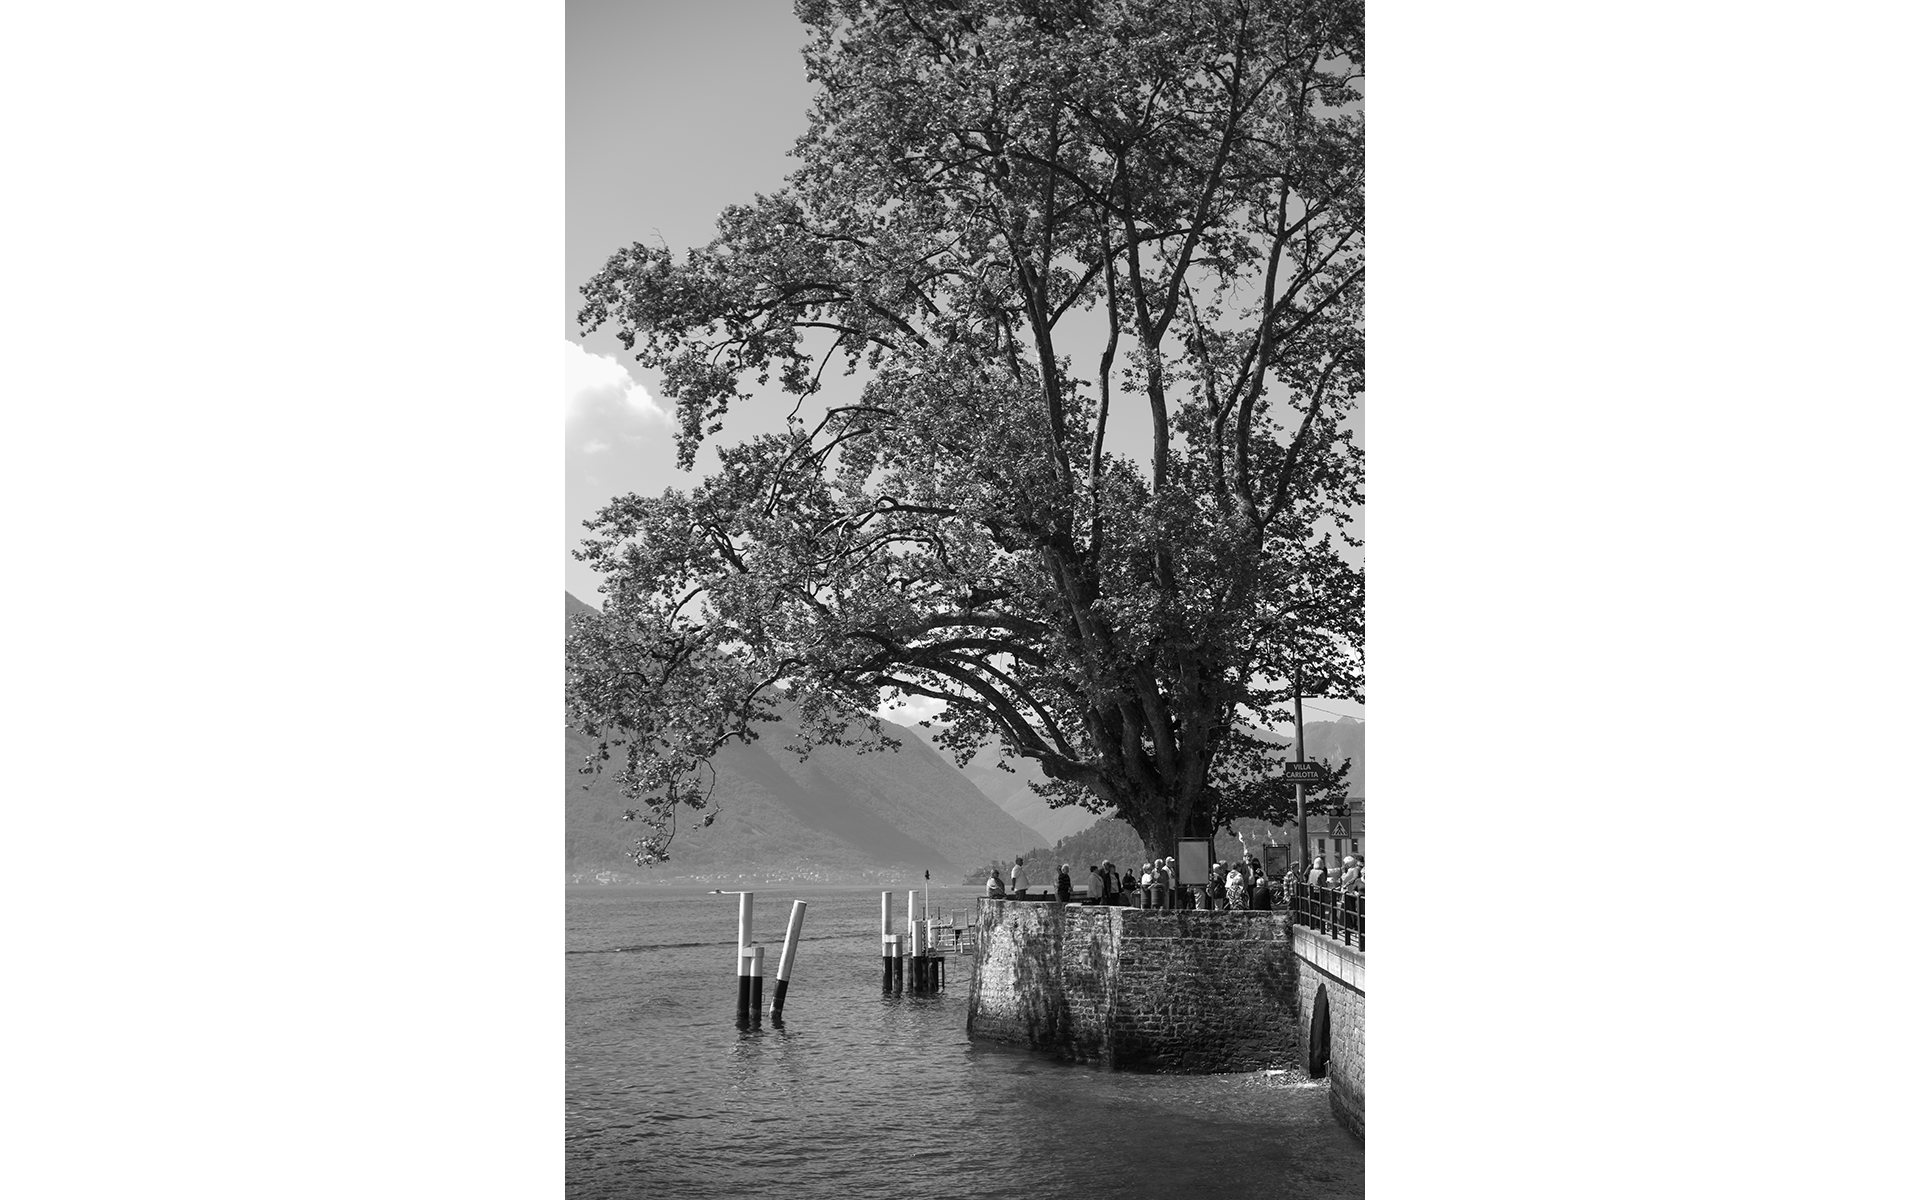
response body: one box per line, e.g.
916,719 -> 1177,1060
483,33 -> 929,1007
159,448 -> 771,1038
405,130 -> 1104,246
569,0 -> 1364,865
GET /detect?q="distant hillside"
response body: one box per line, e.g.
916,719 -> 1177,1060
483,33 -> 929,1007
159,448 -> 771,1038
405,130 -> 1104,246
903,724 -> 1100,843
1248,718 -> 1365,798
567,593 -> 1047,884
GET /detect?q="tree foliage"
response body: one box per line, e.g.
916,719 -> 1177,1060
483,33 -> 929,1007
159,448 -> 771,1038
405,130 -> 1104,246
569,0 -> 1365,865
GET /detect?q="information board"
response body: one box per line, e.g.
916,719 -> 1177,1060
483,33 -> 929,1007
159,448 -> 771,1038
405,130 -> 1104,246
1262,843 -> 1295,878
1176,837 -> 1215,886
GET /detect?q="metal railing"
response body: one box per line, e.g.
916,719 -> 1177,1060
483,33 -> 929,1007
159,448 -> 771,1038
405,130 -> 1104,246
1285,882 -> 1365,951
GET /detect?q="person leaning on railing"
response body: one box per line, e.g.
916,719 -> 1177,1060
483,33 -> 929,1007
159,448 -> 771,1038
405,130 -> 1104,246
1339,855 -> 1364,931
984,866 -> 1005,898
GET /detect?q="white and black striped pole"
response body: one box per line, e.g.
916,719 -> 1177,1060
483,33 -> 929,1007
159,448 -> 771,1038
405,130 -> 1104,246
880,890 -> 893,992
736,891 -> 755,1023
749,943 -> 765,1020
771,900 -> 807,1019
906,890 -> 920,990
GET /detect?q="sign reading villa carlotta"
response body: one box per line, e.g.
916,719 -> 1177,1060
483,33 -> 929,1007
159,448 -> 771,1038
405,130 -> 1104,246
1278,763 -> 1325,784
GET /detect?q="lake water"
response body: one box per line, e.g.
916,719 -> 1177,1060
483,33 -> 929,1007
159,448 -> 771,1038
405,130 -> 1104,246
567,884 -> 1364,1199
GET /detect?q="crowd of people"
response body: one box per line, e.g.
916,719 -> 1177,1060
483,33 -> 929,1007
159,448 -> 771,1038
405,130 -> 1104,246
985,851 -> 1364,910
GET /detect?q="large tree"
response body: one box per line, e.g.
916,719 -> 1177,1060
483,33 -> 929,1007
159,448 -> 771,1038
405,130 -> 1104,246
569,0 -> 1364,866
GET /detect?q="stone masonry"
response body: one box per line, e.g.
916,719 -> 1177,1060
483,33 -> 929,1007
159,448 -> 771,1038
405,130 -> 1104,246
968,900 -> 1364,1138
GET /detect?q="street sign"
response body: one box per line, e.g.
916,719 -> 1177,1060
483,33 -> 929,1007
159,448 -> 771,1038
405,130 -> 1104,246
1279,762 -> 1324,784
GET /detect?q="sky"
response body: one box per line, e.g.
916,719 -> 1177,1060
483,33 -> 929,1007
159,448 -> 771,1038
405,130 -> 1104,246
565,0 -> 816,606
563,0 -> 1362,725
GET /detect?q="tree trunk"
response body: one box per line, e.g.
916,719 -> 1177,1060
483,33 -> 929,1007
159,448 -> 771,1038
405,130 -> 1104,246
1114,789 -> 1215,868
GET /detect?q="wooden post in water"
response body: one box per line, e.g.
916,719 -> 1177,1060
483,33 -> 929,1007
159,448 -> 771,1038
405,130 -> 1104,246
735,891 -> 755,1022
772,900 -> 807,1018
907,890 -> 920,990
749,944 -> 765,1021
908,918 -> 921,991
736,944 -> 755,1023
880,891 -> 893,991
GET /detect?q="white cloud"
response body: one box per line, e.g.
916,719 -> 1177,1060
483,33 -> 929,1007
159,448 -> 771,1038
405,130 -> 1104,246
879,692 -> 949,725
565,339 -> 668,426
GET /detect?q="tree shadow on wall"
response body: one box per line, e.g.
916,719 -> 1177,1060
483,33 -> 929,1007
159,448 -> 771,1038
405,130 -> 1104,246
1009,907 -> 1075,1057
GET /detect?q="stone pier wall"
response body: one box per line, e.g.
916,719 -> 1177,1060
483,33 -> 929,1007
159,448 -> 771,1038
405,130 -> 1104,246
967,900 -> 1365,1138
1292,926 -> 1365,1140
967,901 -> 1298,1071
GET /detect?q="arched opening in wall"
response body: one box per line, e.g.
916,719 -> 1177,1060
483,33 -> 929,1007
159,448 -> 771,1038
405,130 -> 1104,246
1308,984 -> 1331,1078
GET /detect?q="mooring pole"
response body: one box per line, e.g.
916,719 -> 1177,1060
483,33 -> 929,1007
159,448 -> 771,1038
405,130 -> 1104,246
734,891 -> 755,1023
736,943 -> 754,1024
749,944 -> 765,1021
772,900 -> 807,1018
880,891 -> 893,991
907,889 -> 920,989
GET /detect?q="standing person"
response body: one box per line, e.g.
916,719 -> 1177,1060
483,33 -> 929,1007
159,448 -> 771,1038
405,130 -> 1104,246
1162,858 -> 1179,910
1085,864 -> 1105,905
1337,854 -> 1362,937
1149,859 -> 1167,911
1207,863 -> 1227,911
1138,862 -> 1155,909
985,866 -> 1005,898
1101,860 -> 1118,905
1306,855 -> 1327,889
1056,863 -> 1072,904
1251,864 -> 1273,911
1010,856 -> 1029,899
1224,860 -> 1247,910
